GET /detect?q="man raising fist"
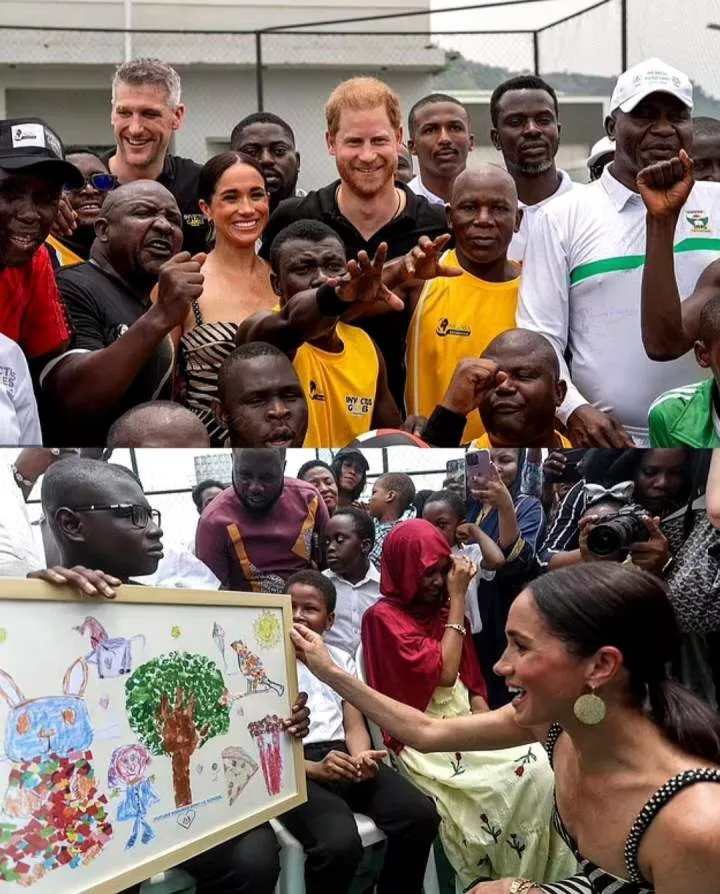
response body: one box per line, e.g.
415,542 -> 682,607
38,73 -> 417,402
41,181 -> 204,445
639,148 -> 720,361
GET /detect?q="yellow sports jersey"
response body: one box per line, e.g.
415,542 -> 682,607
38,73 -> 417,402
46,235 -> 83,268
405,249 -> 521,442
471,432 -> 573,449
292,320 -> 379,448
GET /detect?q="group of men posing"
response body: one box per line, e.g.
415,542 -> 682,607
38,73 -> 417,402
3,56 -> 720,450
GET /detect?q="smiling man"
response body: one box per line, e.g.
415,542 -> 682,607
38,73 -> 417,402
407,93 -> 474,205
517,58 -> 720,449
106,58 -> 208,254
0,117 -> 82,368
40,181 -> 205,445
490,75 -> 573,263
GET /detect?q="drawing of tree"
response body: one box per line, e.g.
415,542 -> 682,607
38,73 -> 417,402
125,652 -> 230,807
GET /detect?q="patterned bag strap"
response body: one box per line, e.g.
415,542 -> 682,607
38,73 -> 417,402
624,768 -> 720,883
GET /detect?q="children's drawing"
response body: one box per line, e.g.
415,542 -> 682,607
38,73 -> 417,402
221,746 -> 258,806
0,628 -> 6,645
75,616 -> 145,679
125,652 -> 230,808
176,809 -> 195,830
247,715 -> 284,796
108,744 -> 160,850
230,640 -> 285,697
171,626 -> 182,639
99,695 -> 110,710
0,660 -> 112,885
212,623 -> 227,670
253,611 -> 281,650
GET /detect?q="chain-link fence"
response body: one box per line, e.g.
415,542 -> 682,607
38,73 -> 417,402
1,1 -> 718,191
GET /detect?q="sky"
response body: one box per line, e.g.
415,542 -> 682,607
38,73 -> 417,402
430,0 -> 720,100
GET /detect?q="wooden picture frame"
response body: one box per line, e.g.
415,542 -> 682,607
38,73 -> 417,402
0,579 -> 307,894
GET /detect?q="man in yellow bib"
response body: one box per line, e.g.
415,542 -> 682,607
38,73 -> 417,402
236,220 -> 404,448
381,165 -> 522,442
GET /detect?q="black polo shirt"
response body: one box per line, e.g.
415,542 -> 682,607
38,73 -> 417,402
105,151 -> 209,255
41,261 -> 174,446
260,180 -> 448,409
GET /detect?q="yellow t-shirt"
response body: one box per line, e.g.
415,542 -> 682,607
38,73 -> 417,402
46,235 -> 83,268
471,431 -> 573,449
292,321 -> 379,448
405,249 -> 521,442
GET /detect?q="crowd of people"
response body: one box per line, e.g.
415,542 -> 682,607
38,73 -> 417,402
2,56 -> 720,449
2,444 -> 720,892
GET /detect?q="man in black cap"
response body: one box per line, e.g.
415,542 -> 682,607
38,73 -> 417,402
330,448 -> 369,508
40,180 -> 204,445
0,117 -> 83,368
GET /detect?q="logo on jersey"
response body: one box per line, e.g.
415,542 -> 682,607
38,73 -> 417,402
345,395 -> 373,417
0,366 -> 17,396
309,380 -> 326,402
686,210 -> 710,233
183,213 -> 205,228
436,317 -> 471,338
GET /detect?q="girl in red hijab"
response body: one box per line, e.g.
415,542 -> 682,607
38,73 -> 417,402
361,519 -> 576,889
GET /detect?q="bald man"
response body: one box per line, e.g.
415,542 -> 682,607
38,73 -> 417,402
107,400 -> 211,447
40,180 -> 205,446
376,165 -> 522,441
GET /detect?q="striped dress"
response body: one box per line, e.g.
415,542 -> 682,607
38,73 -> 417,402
539,723 -> 720,893
178,300 -> 237,446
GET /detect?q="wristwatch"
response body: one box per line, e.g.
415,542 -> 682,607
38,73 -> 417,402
508,880 -> 536,894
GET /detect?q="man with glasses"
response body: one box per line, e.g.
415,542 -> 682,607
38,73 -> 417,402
0,117 -> 83,372
40,180 -> 204,446
29,455 -> 309,894
47,147 -> 117,268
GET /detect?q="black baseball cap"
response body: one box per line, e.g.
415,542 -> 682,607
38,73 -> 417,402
0,117 -> 83,188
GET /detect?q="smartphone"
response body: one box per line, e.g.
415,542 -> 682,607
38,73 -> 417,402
465,449 -> 491,494
445,459 -> 466,502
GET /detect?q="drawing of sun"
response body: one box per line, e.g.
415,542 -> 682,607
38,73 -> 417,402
253,611 -> 281,649
171,626 -> 182,639
0,628 -> 6,644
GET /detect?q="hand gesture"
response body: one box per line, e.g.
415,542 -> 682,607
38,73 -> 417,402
567,405 -> 634,448
402,415 -> 427,437
282,691 -> 310,739
470,463 -> 513,511
456,523 -> 480,545
542,450 -> 567,483
50,194 -> 78,239
447,553 -> 477,599
354,749 -> 387,781
153,252 -> 206,330
28,566 -> 121,599
335,243 -> 404,312
318,749 -> 363,782
629,515 -> 670,576
637,149 -> 694,220
290,624 -> 336,680
441,357 -> 498,417
398,234 -> 463,284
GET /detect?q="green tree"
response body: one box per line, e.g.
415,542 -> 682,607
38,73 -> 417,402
125,652 -> 230,807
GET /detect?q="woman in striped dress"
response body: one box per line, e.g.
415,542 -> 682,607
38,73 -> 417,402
175,152 -> 276,444
291,562 -> 720,894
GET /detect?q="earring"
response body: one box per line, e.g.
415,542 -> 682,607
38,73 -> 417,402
573,687 -> 606,725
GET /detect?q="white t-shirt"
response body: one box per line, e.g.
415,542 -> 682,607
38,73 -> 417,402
408,175 -> 446,207
0,334 -> 42,446
508,169 -> 576,263
296,646 -> 355,745
0,463 -> 44,577
517,166 -> 720,444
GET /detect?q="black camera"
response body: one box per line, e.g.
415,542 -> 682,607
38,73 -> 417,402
586,505 -> 649,559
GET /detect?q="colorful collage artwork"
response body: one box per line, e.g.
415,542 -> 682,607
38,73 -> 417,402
0,589 -> 303,894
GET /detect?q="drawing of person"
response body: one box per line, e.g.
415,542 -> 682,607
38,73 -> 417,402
108,744 -> 160,849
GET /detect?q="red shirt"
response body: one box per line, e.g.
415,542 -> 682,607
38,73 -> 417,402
0,246 -> 69,358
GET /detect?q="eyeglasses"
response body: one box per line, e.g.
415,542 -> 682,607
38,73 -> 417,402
73,503 -> 161,529
63,173 -> 118,193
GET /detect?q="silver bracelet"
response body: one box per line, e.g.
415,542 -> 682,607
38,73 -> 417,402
444,623 -> 466,636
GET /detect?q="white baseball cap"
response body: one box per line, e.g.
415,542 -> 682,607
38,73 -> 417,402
586,136 -> 615,168
609,58 -> 693,114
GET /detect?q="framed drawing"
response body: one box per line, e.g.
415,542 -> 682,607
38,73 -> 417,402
0,579 -> 307,893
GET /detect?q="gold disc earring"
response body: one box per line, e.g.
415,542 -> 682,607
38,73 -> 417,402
573,687 -> 606,725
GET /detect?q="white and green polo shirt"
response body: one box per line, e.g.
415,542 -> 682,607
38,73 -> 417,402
648,378 -> 720,448
517,166 -> 720,445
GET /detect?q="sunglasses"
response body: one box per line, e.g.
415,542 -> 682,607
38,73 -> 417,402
63,173 -> 118,193
72,503 -> 161,529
